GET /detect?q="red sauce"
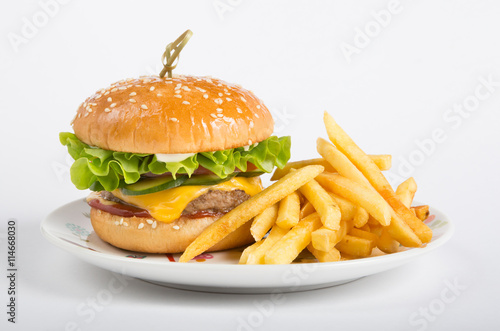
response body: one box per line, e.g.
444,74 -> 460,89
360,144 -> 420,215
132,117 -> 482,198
88,199 -> 152,218
88,199 -> 226,220
183,210 -> 225,219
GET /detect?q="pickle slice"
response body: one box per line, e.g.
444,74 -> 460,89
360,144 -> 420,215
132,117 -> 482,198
120,175 -> 188,196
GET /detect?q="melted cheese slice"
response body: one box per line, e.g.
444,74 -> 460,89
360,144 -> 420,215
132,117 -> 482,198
112,177 -> 263,223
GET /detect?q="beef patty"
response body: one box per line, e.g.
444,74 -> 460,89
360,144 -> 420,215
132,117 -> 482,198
101,189 -> 250,217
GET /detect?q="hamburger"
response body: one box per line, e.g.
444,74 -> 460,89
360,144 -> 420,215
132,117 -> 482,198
60,75 -> 291,253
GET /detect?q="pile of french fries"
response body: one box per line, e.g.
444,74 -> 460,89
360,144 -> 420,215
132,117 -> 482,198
179,112 -> 432,264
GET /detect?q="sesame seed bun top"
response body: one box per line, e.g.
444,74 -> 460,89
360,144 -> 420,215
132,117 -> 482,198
72,75 -> 274,154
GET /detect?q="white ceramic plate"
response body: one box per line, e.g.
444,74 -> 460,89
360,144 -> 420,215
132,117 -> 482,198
41,199 -> 453,293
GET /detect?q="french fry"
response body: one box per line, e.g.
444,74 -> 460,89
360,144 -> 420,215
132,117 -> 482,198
371,154 -> 392,171
412,205 -> 430,221
329,193 -> 357,222
299,178 -> 341,230
323,111 -> 432,244
311,220 -> 347,252
247,225 -> 288,264
307,243 -> 341,262
396,177 -> 417,207
316,173 -> 391,226
381,177 -> 418,251
276,191 -> 301,229
271,154 -> 391,181
353,206 -> 369,228
250,204 -> 279,241
271,159 -> 335,181
299,201 -> 316,219
264,213 -> 322,264
349,228 -> 378,248
377,228 -> 400,254
370,223 -> 383,236
239,241 -> 263,264
387,210 -> 422,247
179,165 -> 325,262
367,215 -> 380,226
359,224 -> 371,232
336,235 -> 373,258
317,138 -> 372,188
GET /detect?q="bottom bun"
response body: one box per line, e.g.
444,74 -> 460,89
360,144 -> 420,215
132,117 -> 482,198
90,208 -> 255,254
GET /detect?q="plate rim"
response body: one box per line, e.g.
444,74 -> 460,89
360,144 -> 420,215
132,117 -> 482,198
41,198 -> 454,271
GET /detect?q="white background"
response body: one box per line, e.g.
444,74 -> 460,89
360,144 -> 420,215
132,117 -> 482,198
1,0 -> 499,330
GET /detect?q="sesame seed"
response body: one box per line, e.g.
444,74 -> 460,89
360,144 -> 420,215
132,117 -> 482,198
143,79 -> 151,83
114,221 -> 119,225
174,94 -> 182,98
152,221 -> 157,229
84,112 -> 89,117
175,90 -> 181,94
206,78 -> 213,84
255,114 -> 259,118
104,108 -> 111,112
141,104 -> 148,110
182,86 -> 191,91
111,88 -> 118,92
138,223 -> 144,229
217,83 -> 222,87
203,94 -> 208,99
173,225 -> 180,230
110,103 -> 117,108
248,140 -> 252,145
146,219 -> 153,224
226,98 -> 232,102
249,121 -> 254,128
150,86 -> 155,91
123,222 -> 129,227
224,88 -> 228,92
170,117 -> 178,122
120,218 -> 124,225
241,97 -> 247,102
90,103 -> 97,106
216,108 -> 223,112
210,114 -> 217,118
119,87 -> 127,90
218,93 -> 223,97
217,114 -> 224,118
195,87 -> 206,92
104,91 -> 110,96
214,98 -> 223,105
225,92 -> 231,96
256,105 -> 261,109
182,101 -> 190,105
157,93 -> 163,97
95,94 -> 102,99
129,99 -> 136,103
237,108 -> 243,113
129,92 -> 137,96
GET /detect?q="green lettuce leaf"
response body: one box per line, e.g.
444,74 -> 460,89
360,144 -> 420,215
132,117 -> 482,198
59,132 -> 291,191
